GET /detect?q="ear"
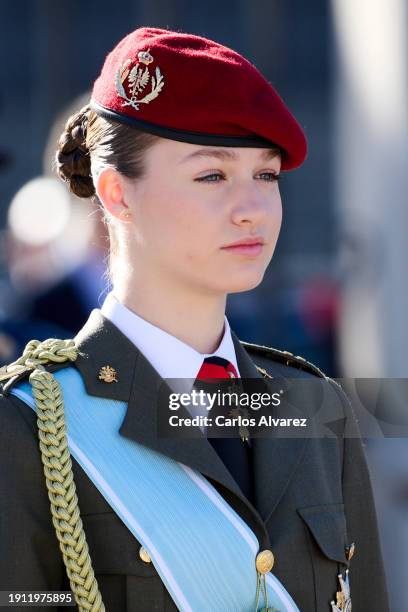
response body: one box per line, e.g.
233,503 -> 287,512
96,168 -> 131,221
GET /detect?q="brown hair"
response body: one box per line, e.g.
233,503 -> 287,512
55,104 -> 160,198
55,104 -> 160,286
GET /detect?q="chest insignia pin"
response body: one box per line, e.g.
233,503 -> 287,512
331,569 -> 352,612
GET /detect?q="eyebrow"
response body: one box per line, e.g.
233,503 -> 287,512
179,147 -> 280,164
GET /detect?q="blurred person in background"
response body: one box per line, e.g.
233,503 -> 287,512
0,94 -> 110,364
0,192 -> 109,362
0,27 -> 388,612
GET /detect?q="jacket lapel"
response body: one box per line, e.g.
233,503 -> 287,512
74,310 -> 251,503
119,349 -> 244,497
232,332 -> 309,523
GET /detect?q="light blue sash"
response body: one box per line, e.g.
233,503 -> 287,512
12,367 -> 299,612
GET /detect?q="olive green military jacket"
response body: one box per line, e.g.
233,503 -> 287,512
0,310 -> 389,611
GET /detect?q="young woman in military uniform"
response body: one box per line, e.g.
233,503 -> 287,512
0,27 -> 388,612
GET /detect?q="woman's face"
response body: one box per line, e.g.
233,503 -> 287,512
122,138 -> 282,296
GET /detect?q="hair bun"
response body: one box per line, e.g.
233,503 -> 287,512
56,104 -> 95,198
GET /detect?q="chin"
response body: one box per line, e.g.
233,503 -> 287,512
222,269 -> 266,294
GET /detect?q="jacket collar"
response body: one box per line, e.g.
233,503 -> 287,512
73,309 -> 307,524
100,291 -> 239,380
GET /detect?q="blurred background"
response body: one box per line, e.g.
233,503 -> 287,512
0,0 -> 407,608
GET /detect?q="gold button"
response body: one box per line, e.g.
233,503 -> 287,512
255,549 -> 274,574
139,546 -> 151,563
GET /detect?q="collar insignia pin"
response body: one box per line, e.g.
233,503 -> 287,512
98,365 -> 118,383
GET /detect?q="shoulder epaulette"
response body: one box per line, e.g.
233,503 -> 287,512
0,337 -> 77,395
0,365 -> 31,395
241,340 -> 328,379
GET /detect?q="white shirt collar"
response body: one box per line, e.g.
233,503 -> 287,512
100,291 -> 239,381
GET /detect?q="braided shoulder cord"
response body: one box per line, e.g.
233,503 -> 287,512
5,339 -> 105,611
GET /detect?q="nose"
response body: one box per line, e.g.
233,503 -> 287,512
229,180 -> 278,227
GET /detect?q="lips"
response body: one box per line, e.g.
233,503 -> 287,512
221,236 -> 265,256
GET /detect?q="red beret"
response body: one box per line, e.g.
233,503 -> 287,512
91,27 -> 307,170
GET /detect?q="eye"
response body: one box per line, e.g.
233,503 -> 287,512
257,172 -> 281,182
194,171 -> 281,184
194,173 -> 225,183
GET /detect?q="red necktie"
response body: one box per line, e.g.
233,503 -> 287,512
195,356 -> 253,503
196,356 -> 238,381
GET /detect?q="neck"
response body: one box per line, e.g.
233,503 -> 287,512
113,275 -> 227,354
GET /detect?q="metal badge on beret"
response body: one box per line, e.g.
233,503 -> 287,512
115,49 -> 165,111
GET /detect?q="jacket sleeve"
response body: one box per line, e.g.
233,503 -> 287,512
0,391 -> 65,609
331,380 -> 390,611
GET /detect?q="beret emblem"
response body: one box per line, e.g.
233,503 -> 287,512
115,50 -> 165,111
